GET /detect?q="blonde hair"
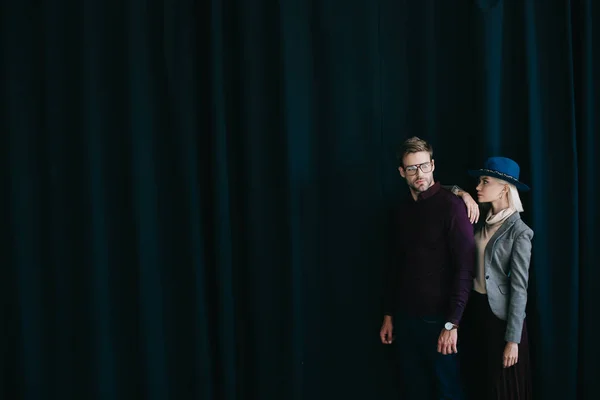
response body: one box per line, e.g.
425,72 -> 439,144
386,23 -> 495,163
495,180 -> 524,212
508,184 -> 524,212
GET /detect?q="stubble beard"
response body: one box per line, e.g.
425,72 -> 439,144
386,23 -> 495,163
409,176 -> 433,195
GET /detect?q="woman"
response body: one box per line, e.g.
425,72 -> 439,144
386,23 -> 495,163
452,157 -> 534,400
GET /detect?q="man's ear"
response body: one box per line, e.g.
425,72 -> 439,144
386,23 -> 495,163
398,166 -> 406,178
430,159 -> 435,173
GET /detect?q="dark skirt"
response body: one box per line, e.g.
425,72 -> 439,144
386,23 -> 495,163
460,291 -> 532,400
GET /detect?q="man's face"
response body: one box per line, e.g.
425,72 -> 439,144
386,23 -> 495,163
398,151 -> 435,195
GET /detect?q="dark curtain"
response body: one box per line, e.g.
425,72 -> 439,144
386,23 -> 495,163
1,0 -> 598,399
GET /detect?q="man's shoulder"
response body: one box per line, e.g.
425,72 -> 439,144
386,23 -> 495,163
394,193 -> 416,209
436,186 -> 465,208
434,187 -> 471,224
389,197 -> 410,218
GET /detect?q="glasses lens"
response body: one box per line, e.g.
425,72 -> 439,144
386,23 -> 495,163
420,163 -> 431,173
405,167 -> 417,175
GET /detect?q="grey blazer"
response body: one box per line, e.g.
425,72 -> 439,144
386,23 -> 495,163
477,212 -> 534,344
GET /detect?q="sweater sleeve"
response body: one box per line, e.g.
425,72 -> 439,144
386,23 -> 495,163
383,207 -> 400,316
446,199 -> 476,325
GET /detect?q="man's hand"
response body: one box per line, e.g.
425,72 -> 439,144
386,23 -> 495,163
437,328 -> 458,355
380,316 -> 394,344
503,342 -> 519,368
460,192 -> 480,224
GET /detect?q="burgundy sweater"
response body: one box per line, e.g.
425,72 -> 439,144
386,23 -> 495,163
384,182 -> 475,325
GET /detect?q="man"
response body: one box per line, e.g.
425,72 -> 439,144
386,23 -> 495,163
380,136 -> 475,400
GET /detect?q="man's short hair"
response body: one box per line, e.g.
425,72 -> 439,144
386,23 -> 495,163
396,136 -> 433,166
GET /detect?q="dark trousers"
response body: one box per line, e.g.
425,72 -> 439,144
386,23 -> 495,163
393,313 -> 465,400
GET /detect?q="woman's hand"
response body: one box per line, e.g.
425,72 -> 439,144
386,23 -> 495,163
459,192 -> 480,224
503,342 -> 519,368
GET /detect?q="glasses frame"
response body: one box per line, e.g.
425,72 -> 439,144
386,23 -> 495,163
402,161 -> 433,176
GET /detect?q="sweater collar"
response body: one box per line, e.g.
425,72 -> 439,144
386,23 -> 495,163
412,181 -> 441,202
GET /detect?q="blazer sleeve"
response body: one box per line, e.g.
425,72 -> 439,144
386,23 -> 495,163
505,227 -> 534,343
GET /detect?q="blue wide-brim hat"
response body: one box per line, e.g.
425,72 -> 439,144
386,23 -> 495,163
468,157 -> 530,191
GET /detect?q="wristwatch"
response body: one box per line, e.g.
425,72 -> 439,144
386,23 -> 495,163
444,322 -> 458,331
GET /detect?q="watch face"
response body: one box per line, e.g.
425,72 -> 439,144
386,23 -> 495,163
444,322 -> 453,330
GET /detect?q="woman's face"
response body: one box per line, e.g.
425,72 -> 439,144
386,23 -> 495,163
475,176 -> 508,203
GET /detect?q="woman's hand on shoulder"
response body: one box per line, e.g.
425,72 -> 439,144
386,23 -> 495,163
459,191 -> 480,224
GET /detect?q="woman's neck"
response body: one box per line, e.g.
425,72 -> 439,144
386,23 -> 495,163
490,198 -> 510,215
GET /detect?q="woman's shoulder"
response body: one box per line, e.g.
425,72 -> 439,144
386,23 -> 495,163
512,215 -> 534,239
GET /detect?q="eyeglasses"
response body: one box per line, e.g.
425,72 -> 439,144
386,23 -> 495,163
403,162 -> 432,176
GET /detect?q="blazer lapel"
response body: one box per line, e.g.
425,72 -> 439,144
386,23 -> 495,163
482,212 -> 520,268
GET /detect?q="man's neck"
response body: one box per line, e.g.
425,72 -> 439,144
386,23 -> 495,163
409,182 -> 434,202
